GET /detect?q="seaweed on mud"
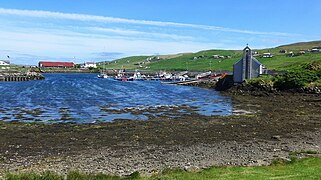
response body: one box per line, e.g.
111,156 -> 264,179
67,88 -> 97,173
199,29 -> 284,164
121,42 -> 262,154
59,107 -> 69,113
1,117 -> 10,121
14,113 -> 25,120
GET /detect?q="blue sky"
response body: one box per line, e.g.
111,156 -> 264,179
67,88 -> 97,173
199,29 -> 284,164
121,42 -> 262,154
0,0 -> 321,65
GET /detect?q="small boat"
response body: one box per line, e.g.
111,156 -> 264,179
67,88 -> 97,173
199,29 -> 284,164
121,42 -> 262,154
207,73 -> 227,80
114,70 -> 134,81
196,71 -> 227,80
115,77 -> 133,81
196,71 -> 212,79
98,63 -> 109,79
97,74 -> 108,78
130,70 -> 145,81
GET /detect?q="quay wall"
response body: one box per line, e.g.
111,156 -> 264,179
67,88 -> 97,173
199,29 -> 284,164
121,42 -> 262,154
0,72 -> 45,82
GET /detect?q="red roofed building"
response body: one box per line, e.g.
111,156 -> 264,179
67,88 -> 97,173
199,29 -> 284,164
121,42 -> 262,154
39,61 -> 75,68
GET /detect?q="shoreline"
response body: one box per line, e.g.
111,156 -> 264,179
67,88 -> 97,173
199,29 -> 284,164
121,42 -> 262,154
1,92 -> 321,177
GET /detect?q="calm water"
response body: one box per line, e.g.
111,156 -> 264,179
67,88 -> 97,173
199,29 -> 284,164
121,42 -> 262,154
0,74 -> 232,123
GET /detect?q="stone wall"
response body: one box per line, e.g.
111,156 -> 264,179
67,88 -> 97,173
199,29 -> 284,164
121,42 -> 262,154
0,72 -> 44,82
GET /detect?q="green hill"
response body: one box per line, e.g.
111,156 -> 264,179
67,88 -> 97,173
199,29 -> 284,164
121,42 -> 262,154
278,40 -> 321,50
100,40 -> 321,72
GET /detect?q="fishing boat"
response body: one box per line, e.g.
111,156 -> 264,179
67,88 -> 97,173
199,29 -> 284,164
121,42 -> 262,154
207,73 -> 227,80
196,71 -> 227,80
114,70 -> 134,81
130,70 -> 145,81
98,62 -> 109,79
196,71 -> 212,79
160,71 -> 190,83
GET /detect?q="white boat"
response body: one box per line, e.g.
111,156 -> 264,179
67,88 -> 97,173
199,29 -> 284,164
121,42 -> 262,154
130,70 -> 145,81
114,70 -> 134,81
196,71 -> 212,79
98,62 -> 109,79
97,74 -> 108,78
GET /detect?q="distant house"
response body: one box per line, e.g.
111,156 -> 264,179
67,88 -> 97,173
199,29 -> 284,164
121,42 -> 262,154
0,60 -> 10,66
212,55 -> 219,59
39,61 -> 75,68
252,51 -> 259,55
146,56 -> 161,61
287,51 -> 295,57
262,53 -> 273,58
81,62 -> 97,68
311,49 -> 320,53
233,46 -> 263,83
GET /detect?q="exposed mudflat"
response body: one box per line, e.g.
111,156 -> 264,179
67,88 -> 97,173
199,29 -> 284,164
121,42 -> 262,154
0,93 -> 321,177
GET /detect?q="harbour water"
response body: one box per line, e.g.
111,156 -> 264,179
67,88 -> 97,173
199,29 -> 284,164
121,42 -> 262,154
0,74 -> 232,123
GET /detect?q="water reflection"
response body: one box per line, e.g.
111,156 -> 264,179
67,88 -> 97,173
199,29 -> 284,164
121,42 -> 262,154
0,74 -> 232,123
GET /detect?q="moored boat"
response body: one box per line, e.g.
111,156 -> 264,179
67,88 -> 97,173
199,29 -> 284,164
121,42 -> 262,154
114,70 -> 134,81
97,74 -> 108,78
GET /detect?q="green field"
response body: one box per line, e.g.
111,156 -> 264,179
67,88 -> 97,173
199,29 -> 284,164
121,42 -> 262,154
99,41 -> 321,72
6,157 -> 321,179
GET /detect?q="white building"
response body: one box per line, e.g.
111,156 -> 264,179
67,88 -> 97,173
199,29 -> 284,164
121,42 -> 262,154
0,60 -> 10,66
262,53 -> 273,58
233,46 -> 263,83
81,62 -> 97,68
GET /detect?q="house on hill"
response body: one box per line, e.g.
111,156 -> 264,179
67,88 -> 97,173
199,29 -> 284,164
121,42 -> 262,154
311,49 -> 320,53
233,46 -> 263,83
0,60 -> 10,66
81,62 -> 96,68
39,61 -> 75,68
279,50 -> 287,53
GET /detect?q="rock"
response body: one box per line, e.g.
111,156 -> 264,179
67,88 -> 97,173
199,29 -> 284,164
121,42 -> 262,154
184,165 -> 200,172
271,135 -> 281,141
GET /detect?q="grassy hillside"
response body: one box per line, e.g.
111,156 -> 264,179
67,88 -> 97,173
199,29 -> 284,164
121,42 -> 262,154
100,56 -> 148,70
278,40 -> 321,50
147,50 -> 241,71
100,41 -> 321,72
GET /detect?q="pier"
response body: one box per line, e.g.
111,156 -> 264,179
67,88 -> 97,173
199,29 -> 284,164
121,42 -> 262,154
0,71 -> 45,82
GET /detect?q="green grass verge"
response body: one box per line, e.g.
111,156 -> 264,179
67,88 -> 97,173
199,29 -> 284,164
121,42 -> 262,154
5,157 -> 321,180
153,157 -> 321,180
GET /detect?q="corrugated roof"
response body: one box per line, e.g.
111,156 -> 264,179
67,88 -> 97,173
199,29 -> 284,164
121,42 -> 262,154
39,61 -> 74,67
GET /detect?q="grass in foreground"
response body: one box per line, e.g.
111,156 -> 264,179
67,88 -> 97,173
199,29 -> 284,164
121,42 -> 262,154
5,157 -> 321,179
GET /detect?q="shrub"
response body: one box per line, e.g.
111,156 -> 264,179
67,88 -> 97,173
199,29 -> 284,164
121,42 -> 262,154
274,70 -> 320,90
305,61 -> 321,71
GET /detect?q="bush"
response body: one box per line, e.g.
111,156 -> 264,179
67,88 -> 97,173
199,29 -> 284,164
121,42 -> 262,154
305,61 -> 321,71
274,70 -> 320,90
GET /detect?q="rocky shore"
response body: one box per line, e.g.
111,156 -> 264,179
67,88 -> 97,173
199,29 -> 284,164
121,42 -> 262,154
0,92 -> 320,177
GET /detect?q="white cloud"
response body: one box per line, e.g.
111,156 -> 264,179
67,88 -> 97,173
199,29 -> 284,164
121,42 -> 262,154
0,8 -> 295,36
88,27 -> 194,41
0,28 -> 227,64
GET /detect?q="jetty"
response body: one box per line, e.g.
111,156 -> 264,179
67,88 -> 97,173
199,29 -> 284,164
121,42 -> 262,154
0,71 -> 44,82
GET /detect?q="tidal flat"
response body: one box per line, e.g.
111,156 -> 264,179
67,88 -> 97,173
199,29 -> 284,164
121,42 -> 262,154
0,92 -> 320,177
